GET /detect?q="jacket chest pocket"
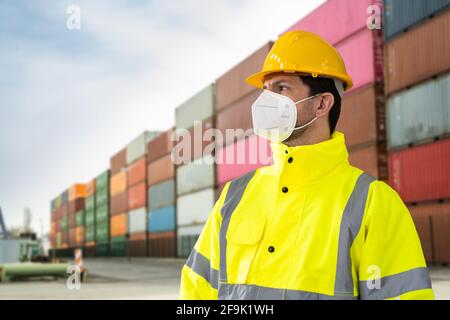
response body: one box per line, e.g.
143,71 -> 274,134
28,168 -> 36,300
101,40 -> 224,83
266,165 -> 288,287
226,217 -> 265,284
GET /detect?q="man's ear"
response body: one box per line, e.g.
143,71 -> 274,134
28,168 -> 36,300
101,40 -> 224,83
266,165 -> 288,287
316,93 -> 334,117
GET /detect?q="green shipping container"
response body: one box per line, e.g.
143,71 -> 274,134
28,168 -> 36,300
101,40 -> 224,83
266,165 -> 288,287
85,208 -> 95,226
95,243 -> 109,257
96,204 -> 109,225
110,236 -> 127,256
95,188 -> 109,208
96,222 -> 109,244
75,210 -> 85,227
85,225 -> 96,243
86,195 -> 95,211
61,217 -> 68,231
96,170 -> 110,191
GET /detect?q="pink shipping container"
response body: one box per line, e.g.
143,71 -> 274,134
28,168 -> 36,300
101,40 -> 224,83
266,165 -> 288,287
336,28 -> 380,93
283,0 -> 382,46
215,135 -> 272,185
389,139 -> 450,203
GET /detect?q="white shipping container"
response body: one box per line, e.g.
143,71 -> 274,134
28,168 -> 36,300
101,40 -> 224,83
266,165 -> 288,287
387,73 -> 450,150
177,188 -> 215,226
128,207 -> 147,233
126,131 -> 160,165
175,84 -> 215,130
0,239 -> 26,263
176,155 -> 215,196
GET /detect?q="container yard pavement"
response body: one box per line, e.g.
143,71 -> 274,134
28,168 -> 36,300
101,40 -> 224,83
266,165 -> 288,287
1,258 -> 450,300
0,258 -> 185,300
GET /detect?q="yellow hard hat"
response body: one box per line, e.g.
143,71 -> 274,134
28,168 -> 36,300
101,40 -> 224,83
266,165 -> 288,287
246,30 -> 353,91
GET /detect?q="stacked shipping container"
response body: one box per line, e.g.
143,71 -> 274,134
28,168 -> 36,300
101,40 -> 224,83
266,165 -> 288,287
147,128 -> 177,257
109,149 -> 128,256
214,43 -> 273,195
95,170 -> 110,256
286,0 -> 387,180
84,179 -> 96,257
126,131 -> 159,256
49,0 -> 450,264
384,2 -> 450,265
67,184 -> 87,249
175,85 -> 216,258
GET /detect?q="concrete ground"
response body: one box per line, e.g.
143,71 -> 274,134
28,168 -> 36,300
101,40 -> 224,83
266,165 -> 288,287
0,258 -> 449,300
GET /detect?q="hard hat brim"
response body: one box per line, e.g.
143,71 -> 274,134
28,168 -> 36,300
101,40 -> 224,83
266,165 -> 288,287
245,69 -> 353,92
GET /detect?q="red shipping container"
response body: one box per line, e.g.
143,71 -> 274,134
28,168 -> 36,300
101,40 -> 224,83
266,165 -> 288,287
148,231 -> 176,257
68,228 -> 76,247
432,211 -> 450,265
215,135 -> 272,185
389,139 -> 450,203
68,198 -> 85,215
216,42 -> 273,111
128,182 -> 147,210
127,157 -> 147,187
110,148 -> 127,175
147,128 -> 174,163
348,143 -> 380,179
409,205 -> 435,265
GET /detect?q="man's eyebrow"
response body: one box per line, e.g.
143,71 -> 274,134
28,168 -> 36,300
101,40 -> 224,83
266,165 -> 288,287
263,80 -> 290,89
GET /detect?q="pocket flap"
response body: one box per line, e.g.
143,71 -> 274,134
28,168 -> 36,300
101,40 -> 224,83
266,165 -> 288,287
227,217 -> 265,245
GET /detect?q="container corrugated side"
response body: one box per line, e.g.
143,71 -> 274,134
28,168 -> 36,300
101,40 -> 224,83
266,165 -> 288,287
176,155 -> 215,196
176,188 -> 215,226
389,138 -> 450,203
387,73 -> 450,150
384,0 -> 450,41
175,84 -> 215,130
128,207 -> 147,233
384,9 -> 450,95
148,179 -> 175,211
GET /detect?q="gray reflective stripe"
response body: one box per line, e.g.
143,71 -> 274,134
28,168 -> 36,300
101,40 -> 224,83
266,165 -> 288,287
186,248 -> 219,289
219,284 -> 358,300
219,171 -> 256,283
334,172 -> 376,296
359,267 -> 432,300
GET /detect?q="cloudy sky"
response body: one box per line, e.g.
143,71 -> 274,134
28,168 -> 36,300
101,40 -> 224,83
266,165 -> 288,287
0,0 -> 324,236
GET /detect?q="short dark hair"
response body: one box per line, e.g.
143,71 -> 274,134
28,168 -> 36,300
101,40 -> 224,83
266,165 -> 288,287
299,76 -> 342,133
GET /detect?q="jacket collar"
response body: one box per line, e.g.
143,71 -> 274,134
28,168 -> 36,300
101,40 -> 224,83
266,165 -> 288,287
267,131 -> 350,185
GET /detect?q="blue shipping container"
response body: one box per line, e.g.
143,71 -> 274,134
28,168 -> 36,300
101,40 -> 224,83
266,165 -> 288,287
148,206 -> 176,233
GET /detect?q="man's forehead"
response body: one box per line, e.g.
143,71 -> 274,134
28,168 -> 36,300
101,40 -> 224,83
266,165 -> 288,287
263,72 -> 303,86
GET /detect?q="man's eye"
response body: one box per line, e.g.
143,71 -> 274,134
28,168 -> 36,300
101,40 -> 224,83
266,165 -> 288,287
279,86 -> 288,92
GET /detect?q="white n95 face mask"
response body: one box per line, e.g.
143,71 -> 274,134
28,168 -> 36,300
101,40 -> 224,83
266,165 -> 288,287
251,90 -> 321,143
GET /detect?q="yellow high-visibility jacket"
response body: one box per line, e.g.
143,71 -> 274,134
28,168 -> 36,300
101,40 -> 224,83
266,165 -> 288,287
180,131 -> 434,300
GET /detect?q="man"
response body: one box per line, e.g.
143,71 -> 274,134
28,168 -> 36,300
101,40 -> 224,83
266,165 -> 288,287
180,31 -> 434,300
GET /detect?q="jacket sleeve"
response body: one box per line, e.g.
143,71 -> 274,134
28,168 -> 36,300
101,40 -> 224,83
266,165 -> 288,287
358,180 -> 434,300
179,183 -> 229,300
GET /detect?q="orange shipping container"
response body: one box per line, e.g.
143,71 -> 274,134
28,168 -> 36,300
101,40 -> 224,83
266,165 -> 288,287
110,213 -> 127,237
86,179 -> 96,196
75,226 -> 85,245
129,231 -> 147,241
128,182 -> 147,210
110,171 -> 127,196
69,184 -> 87,202
127,157 -> 147,187
147,154 -> 175,186
384,9 -> 450,95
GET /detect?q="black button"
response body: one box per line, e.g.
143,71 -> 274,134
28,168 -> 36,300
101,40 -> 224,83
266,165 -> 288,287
288,157 -> 293,163
268,246 -> 275,253
282,187 -> 288,193
285,150 -> 288,154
